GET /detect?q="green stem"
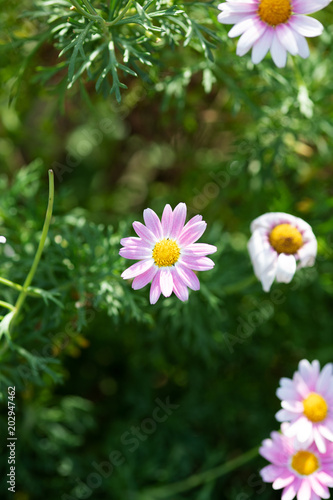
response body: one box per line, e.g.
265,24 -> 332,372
0,300 -> 15,312
144,446 -> 259,498
105,0 -> 133,26
0,277 -> 41,297
11,170 -> 55,330
68,0 -> 105,23
81,0 -> 98,15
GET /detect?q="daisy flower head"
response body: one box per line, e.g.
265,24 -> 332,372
247,212 -> 317,292
276,360 -> 333,453
260,425 -> 333,500
260,424 -> 333,500
217,0 -> 331,67
119,203 -> 217,304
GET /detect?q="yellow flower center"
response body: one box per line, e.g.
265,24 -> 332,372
258,0 -> 291,26
152,238 -> 180,267
303,393 -> 328,423
269,224 -> 303,254
291,450 -> 319,476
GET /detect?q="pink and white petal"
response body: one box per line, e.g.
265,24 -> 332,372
282,481 -> 299,500
299,359 -> 315,385
297,239 -> 317,268
280,377 -> 295,389
289,15 -> 323,37
293,0 -> 331,13
178,221 -> 207,246
176,265 -> 200,291
316,363 -> 333,393
132,266 -> 157,290
273,472 -> 295,490
276,24 -> 298,55
182,214 -> 203,233
314,427 -> 327,453
182,243 -> 217,257
133,221 -> 157,245
120,236 -> 145,247
296,417 -> 313,442
270,34 -> 288,68
143,208 -> 163,239
170,203 -> 187,239
219,2 -> 258,12
161,204 -> 173,238
251,213 -> 288,231
276,387 -> 300,401
318,424 -> 333,442
309,476 -> 330,499
181,256 -> 215,271
160,268 -> 174,297
252,27 -> 274,64
291,30 -> 310,59
276,254 -> 297,284
294,372 -> 311,398
228,17 -> 259,38
297,479 -> 311,500
119,247 -> 153,260
150,272 -> 161,305
282,400 -> 304,412
316,471 -> 333,487
276,409 -> 298,421
121,259 -> 154,280
173,276 -> 189,302
218,12 -> 254,24
260,464 -> 285,482
236,21 -> 267,56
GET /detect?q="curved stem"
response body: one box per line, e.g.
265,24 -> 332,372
0,300 -> 15,311
68,0 -> 105,23
11,170 -> 54,330
144,446 -> 259,498
0,277 -> 43,297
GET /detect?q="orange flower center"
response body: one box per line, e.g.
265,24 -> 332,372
269,224 -> 303,254
291,450 -> 319,476
258,0 -> 291,26
153,238 -> 180,267
303,393 -> 328,422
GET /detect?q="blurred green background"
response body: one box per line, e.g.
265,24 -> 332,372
1,1 -> 333,499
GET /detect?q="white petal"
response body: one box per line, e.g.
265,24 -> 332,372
228,17 -> 258,38
270,34 -> 287,68
252,27 -> 274,63
276,254 -> 297,284
293,0 -> 331,13
297,238 -> 317,268
314,427 -> 327,452
236,21 -> 267,56
160,269 -> 174,297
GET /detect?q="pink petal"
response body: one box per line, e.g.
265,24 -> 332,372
182,214 -> 203,232
252,27 -> 274,64
314,427 -> 327,453
181,256 -> 215,271
161,204 -> 173,238
236,20 -> 267,56
270,34 -> 287,68
160,269 -> 174,297
317,363 -> 333,393
276,24 -> 298,55
133,221 -> 157,245
121,259 -> 154,280
173,276 -> 189,302
282,481 -> 298,500
309,476 -> 330,498
120,236 -> 145,247
178,221 -> 207,246
273,472 -> 295,490
143,208 -> 163,239
176,265 -> 200,291
119,247 -> 153,260
170,203 -> 187,239
293,0 -> 331,14
289,15 -> 323,37
260,464 -> 285,482
297,479 -> 311,500
150,272 -> 161,305
182,243 -> 217,257
132,266 -> 157,290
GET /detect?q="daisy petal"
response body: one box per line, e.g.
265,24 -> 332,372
160,268 -> 174,297
276,254 -> 297,284
150,272 -> 161,304
143,208 -> 163,239
121,259 -> 154,280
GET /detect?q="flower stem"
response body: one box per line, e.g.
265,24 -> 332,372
11,170 -> 54,330
143,446 -> 259,498
68,0 -> 105,24
0,300 -> 15,312
0,277 -> 41,297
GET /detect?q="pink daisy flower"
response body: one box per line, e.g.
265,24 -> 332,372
276,360 -> 333,453
119,203 -> 217,304
217,0 -> 331,67
247,212 -> 317,292
260,425 -> 333,500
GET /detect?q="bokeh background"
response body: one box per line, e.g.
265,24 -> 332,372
1,0 -> 333,499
